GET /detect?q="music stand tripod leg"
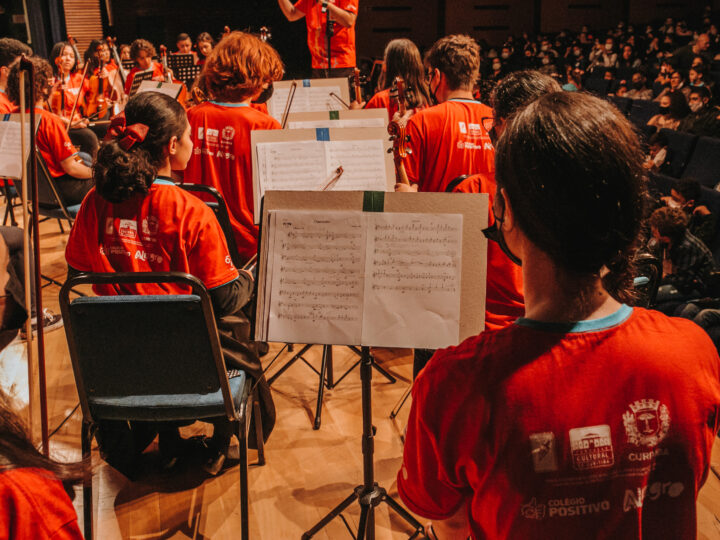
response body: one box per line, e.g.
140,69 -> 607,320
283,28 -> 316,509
303,347 -> 425,539
267,343 -> 314,386
313,345 -> 331,430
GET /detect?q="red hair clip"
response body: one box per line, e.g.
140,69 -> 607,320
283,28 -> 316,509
106,113 -> 149,151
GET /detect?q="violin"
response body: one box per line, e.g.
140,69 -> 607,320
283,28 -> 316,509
353,67 -> 364,104
387,77 -> 411,185
259,27 -> 272,42
48,57 -> 67,118
86,59 -> 112,120
106,36 -> 127,86
67,35 -> 84,70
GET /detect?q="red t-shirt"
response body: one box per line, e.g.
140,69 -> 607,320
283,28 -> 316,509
365,88 -> 426,120
56,71 -> 90,118
399,306 -> 720,539
65,180 -> 239,296
250,102 -> 269,115
405,99 -> 495,193
184,101 -> 281,263
29,108 -> 76,178
124,62 -> 166,95
0,467 -> 83,539
294,0 -> 358,69
0,90 -> 14,114
453,173 -> 524,330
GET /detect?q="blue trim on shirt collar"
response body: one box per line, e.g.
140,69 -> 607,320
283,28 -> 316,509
208,100 -> 249,107
153,178 -> 175,185
515,304 -> 633,333
447,98 -> 480,103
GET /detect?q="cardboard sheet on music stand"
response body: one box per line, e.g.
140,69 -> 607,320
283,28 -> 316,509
0,114 -> 39,180
267,78 -> 351,121
256,191 -> 488,348
136,80 -> 183,100
250,126 -> 395,222
286,108 -> 388,129
128,69 -> 155,96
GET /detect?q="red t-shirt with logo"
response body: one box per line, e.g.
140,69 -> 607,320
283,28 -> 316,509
405,99 -> 495,193
399,306 -> 720,539
294,0 -> 358,69
124,62 -> 166,95
0,467 -> 83,539
184,101 -> 281,263
57,71 -> 90,118
65,180 -> 239,296
452,173 -> 524,330
0,90 -> 13,113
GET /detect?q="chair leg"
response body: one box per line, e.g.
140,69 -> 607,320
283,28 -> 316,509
57,219 -> 65,234
238,418 -> 249,540
81,420 -> 93,540
253,396 -> 265,466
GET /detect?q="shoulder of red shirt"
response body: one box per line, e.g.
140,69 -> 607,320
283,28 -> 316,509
366,89 -> 390,109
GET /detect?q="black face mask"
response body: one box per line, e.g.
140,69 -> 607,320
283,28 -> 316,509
659,105 -> 670,114
252,83 -> 274,104
632,81 -> 644,90
482,202 -> 522,266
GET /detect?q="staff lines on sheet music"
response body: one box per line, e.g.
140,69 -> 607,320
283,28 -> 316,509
373,233 -> 459,244
373,222 -> 459,233
284,230 -> 361,241
277,290 -> 361,300
372,257 -> 456,268
372,247 -> 457,257
371,270 -> 456,282
280,254 -> 362,264
370,284 -> 458,293
276,311 -> 359,323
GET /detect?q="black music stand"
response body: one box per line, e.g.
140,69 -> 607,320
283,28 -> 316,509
167,53 -> 201,88
302,346 -> 424,540
121,59 -> 135,72
128,69 -> 154,97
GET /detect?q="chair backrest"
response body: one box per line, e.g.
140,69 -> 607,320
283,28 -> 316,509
177,183 -> 243,269
632,253 -> 662,308
682,136 -> 720,188
59,272 -> 235,423
659,128 -> 698,178
628,99 -> 661,128
607,95 -> 632,116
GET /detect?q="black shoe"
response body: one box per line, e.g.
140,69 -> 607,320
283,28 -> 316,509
20,309 -> 63,338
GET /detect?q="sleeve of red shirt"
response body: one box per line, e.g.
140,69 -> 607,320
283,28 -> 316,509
404,116 -> 424,186
397,353 -> 467,520
365,91 -> 387,110
293,0 -> 311,14
185,203 -> 240,290
41,114 -> 76,166
337,0 -> 358,14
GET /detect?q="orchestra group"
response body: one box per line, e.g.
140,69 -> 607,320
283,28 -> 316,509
1,2 -> 720,539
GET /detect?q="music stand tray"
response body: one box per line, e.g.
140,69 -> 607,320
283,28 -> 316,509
167,53 -> 201,88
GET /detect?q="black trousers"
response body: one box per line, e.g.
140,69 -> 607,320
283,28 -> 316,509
0,226 -> 34,318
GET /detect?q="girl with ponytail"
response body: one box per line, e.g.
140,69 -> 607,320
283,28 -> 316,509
66,91 -> 273,476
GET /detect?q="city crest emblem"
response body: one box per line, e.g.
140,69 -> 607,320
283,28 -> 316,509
623,399 -> 670,447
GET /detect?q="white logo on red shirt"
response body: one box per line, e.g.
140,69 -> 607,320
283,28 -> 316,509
198,127 -> 204,140
222,126 -> 235,141
529,432 -> 558,472
142,216 -> 159,238
206,128 -> 219,144
458,121 -> 467,134
118,219 -> 138,239
569,425 -> 614,471
623,481 -> 684,511
623,399 -> 670,448
521,498 -> 546,520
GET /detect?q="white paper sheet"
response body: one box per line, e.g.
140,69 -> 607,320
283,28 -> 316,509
136,80 -> 182,99
288,118 -> 386,129
266,210 -> 367,345
0,120 -> 31,180
362,212 -> 463,348
268,85 -> 342,120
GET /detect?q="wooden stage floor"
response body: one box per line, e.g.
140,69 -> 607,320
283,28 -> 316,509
7,217 -> 720,539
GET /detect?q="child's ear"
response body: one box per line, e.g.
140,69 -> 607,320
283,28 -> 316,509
167,135 -> 178,156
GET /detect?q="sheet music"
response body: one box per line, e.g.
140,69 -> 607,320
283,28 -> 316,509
268,85 -> 342,120
288,118 -> 386,129
255,141 -> 327,200
0,120 -> 31,180
362,213 -> 463,348
265,210 -> 367,345
325,140 -> 388,191
136,80 -> 182,99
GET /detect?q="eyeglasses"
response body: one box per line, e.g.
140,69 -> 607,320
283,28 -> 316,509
481,116 -> 496,133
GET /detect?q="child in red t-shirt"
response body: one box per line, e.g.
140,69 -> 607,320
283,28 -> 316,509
66,91 -> 270,476
123,39 -> 167,96
0,38 -> 31,114
184,31 -> 283,264
7,56 -> 93,206
399,92 -> 720,539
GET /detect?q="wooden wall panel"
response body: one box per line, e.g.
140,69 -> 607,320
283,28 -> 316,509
63,0 -> 104,53
445,0 -> 534,47
355,1 -> 439,58
540,0 -> 623,34
628,0 -> 704,25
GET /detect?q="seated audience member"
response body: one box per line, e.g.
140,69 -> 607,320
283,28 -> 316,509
625,69 -> 653,99
670,32 -> 711,73
184,31 -> 283,263
123,39 -> 167,96
677,299 -> 720,351
0,38 -> 31,113
65,92 -> 274,476
649,206 -> 716,311
661,177 -> 717,247
688,64 -> 711,91
195,32 -> 215,65
7,57 -> 93,206
400,34 -> 494,193
655,70 -> 691,101
361,38 -> 432,118
398,91 -> 720,539
643,131 -> 669,171
647,90 -> 689,130
616,44 -> 641,69
678,86 -> 720,137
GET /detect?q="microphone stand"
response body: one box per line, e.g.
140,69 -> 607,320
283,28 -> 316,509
323,1 -> 334,78
19,55 -> 50,456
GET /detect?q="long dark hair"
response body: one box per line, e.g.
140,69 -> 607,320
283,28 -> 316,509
668,90 -> 691,119
496,92 -> 646,302
377,39 -> 432,109
94,92 -> 187,203
0,390 -> 84,485
50,41 -> 78,75
84,39 -> 105,73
